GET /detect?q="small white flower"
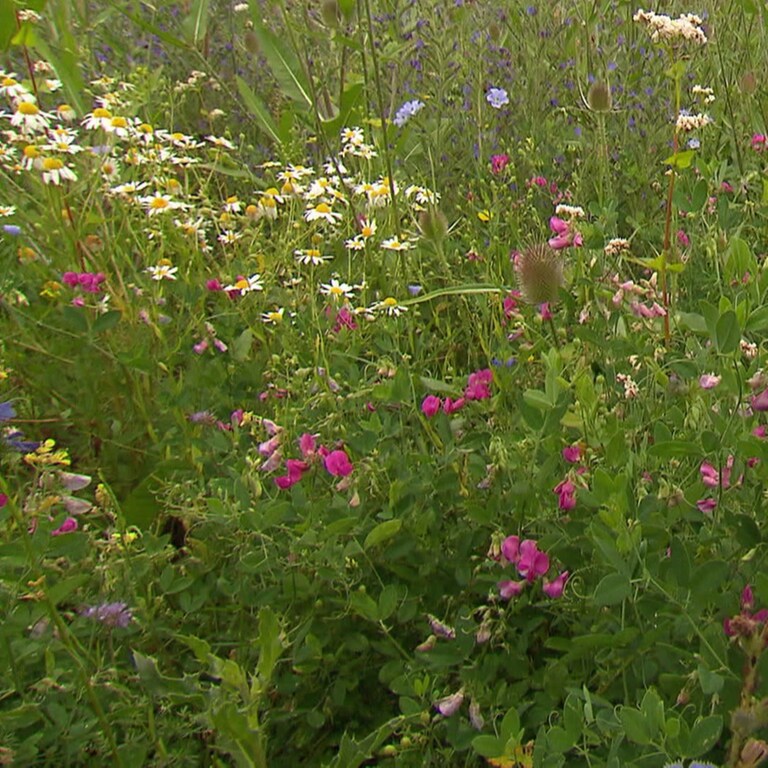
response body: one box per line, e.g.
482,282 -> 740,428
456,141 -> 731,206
41,157 -> 77,185
371,297 -> 408,317
225,274 -> 263,295
145,263 -> 179,281
262,307 -> 285,324
320,279 -> 355,301
305,202 -> 343,224
381,237 -> 416,251
294,248 -> 329,266
138,193 -> 190,216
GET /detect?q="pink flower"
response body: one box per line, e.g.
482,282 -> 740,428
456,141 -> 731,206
498,579 -> 527,600
699,373 -> 721,389
465,368 -> 493,400
503,290 -> 521,317
677,229 -> 690,248
501,535 -> 520,564
696,498 -> 717,515
562,445 -> 582,463
752,389 -> 768,411
299,432 -> 318,458
554,479 -> 577,510
548,216 -> 583,250
490,153 -> 510,174
51,517 -> 78,536
528,175 -> 548,188
333,306 -> 357,332
421,394 -> 442,417
543,570 -> 569,598
443,397 -> 465,414
539,302 -> 553,321
701,456 -> 736,489
193,339 -> 209,354
434,689 -> 464,717
275,459 -> 309,489
752,133 -> 767,152
754,426 -> 767,438
517,539 -> 549,582
206,279 -> 223,291
258,435 -> 281,457
0,493 -> 7,507
324,449 -> 354,477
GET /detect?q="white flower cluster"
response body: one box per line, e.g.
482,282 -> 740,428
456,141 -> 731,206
554,204 -> 585,219
633,9 -> 707,45
604,238 -> 631,257
676,111 -> 712,132
692,85 -> 715,103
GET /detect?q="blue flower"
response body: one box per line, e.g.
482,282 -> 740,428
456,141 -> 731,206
393,99 -> 425,127
0,401 -> 15,422
486,87 -> 509,109
2,225 -> 21,236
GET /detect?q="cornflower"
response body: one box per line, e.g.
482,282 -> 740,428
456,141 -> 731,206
393,99 -> 425,127
486,87 -> 509,109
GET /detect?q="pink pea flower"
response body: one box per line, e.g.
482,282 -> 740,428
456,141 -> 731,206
260,450 -> 283,473
501,535 -> 520,564
543,570 -> 569,598
528,175 -> 548,188
562,444 -> 582,463
275,459 -> 309,489
752,133 -> 767,152
548,216 -> 583,250
258,435 -> 281,458
490,153 -> 510,175
333,306 -> 357,332
299,432 -> 318,458
51,517 -> 78,536
539,302 -> 553,321
324,449 -> 353,477
498,579 -> 527,600
677,229 -> 690,248
503,290 -> 521,318
554,479 -> 577,510
697,498 -> 717,515
0,493 -> 8,507
517,539 -> 550,582
193,339 -> 209,354
701,456 -> 736,489
724,583 -> 768,638
753,425 -> 767,438
699,373 -> 721,389
421,394 -> 442,417
465,368 -> 493,400
434,689 -> 464,717
752,389 -> 768,411
206,279 -> 223,291
443,397 -> 465,414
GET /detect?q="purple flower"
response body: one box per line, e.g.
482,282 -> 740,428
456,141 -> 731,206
517,539 -> 549,582
752,388 -> 768,411
421,394 -> 441,417
3,224 -> 21,236
393,99 -> 425,127
51,517 -> 78,536
699,373 -> 721,389
562,444 -> 582,463
0,401 -> 15,422
501,534 -> 520,563
324,449 -> 353,477
486,87 -> 509,109
434,689 -> 464,716
428,615 -> 456,639
81,601 -> 133,628
498,579 -> 526,600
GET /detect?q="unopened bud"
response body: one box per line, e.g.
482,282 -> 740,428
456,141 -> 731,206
418,207 -> 448,244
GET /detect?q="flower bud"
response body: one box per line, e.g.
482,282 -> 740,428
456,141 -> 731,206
588,81 -> 612,112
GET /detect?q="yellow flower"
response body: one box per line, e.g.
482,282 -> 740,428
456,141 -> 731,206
24,439 -> 71,467
477,210 -> 492,222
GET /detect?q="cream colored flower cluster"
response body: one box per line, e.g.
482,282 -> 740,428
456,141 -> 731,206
633,9 -> 707,45
676,111 -> 712,132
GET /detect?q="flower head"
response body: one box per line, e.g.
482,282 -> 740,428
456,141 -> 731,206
486,87 -> 509,109
515,243 -> 565,304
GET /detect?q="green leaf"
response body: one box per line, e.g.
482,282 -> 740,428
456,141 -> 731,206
677,312 -> 707,333
236,75 -> 284,147
592,573 -> 631,606
648,441 -> 700,458
746,305 -> 768,332
232,328 -> 253,361
500,707 -> 521,742
715,309 -> 740,354
92,310 -> 121,334
377,584 -> 399,621
523,389 -> 553,411
683,715 -> 723,758
246,4 -> 312,109
364,518 -> 402,550
697,665 -> 724,695
0,0 -> 15,49
619,707 -> 652,744
349,590 -> 379,622
257,606 -> 283,683
472,735 -> 505,758
180,0 -> 211,47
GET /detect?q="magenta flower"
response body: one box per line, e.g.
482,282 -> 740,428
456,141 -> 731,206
699,373 -> 721,389
275,459 -> 309,489
724,584 -> 768,639
299,432 -> 318,458
258,435 -> 281,457
548,216 -> 583,249
539,302 -> 553,321
324,449 -> 354,477
421,394 -> 442,417
498,579 -> 527,600
752,133 -> 767,152
697,498 -> 717,515
333,306 -> 357,332
490,153 -> 510,175
543,570 -> 569,598
0,493 -> 7,507
51,517 -> 78,536
677,229 -> 690,248
701,456 -> 735,489
501,534 -> 520,564
752,389 -> 768,411
554,479 -> 577,510
562,444 -> 582,463
465,368 -> 493,400
517,539 -> 549,582
443,397 -> 465,414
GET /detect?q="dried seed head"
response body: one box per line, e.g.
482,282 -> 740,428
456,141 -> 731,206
588,81 -> 612,112
515,243 -> 565,304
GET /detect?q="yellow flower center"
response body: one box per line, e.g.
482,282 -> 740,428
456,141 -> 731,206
110,116 -> 128,128
42,157 -> 63,171
18,102 -> 39,115
2,77 -> 17,87
150,197 -> 169,209
315,203 -> 332,214
226,195 -> 238,204
329,285 -> 343,296
362,225 -> 374,237
92,107 -> 111,118
23,145 -> 39,158
138,123 -> 153,133
382,297 -> 398,307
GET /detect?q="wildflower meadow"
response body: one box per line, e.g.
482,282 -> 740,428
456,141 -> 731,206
5,1 -> 768,765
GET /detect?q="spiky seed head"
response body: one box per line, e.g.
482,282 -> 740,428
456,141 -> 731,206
418,207 -> 449,244
588,81 -> 612,113
516,243 -> 565,304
